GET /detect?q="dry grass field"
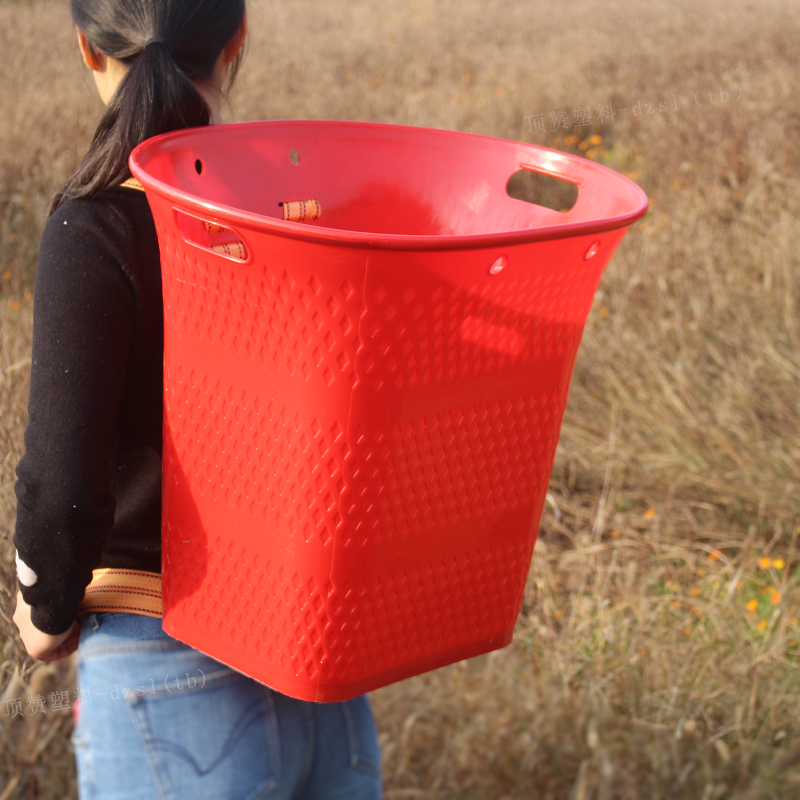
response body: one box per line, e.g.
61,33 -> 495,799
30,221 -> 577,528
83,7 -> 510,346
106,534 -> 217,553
2,0 -> 800,796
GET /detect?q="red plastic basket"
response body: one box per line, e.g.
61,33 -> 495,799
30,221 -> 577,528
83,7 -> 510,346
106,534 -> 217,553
130,120 -> 647,702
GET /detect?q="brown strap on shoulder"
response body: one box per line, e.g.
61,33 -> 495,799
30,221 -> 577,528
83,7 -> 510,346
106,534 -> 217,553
120,177 -> 146,192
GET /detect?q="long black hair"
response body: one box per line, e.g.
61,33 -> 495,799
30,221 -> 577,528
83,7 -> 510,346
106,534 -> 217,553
49,0 -> 246,214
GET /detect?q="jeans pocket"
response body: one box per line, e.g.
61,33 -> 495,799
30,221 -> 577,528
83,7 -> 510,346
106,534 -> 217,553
341,695 -> 381,778
126,671 -> 279,800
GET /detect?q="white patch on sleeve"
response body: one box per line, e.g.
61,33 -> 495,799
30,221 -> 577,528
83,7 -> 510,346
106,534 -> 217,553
15,552 -> 38,587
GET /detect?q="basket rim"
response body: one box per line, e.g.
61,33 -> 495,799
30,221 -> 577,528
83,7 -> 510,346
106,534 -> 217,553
129,119 -> 649,252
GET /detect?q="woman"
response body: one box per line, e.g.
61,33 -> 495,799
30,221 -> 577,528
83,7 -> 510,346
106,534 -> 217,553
12,1 -> 382,797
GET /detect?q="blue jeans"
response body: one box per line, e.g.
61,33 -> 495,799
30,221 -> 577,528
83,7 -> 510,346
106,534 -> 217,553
72,613 -> 382,799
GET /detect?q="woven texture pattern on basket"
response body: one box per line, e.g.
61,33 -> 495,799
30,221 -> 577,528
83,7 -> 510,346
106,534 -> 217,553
153,195 -> 612,700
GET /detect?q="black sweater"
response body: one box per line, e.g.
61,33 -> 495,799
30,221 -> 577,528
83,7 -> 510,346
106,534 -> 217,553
14,187 -> 163,635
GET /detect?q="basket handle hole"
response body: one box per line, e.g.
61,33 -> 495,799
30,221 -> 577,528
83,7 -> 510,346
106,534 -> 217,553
175,209 -> 248,262
507,170 -> 578,213
195,159 -> 204,175
289,149 -> 300,166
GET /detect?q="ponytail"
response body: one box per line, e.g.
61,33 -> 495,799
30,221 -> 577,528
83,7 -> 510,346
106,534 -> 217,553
49,0 -> 246,215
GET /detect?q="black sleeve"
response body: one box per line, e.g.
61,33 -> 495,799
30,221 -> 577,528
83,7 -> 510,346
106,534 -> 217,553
13,199 -> 136,635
